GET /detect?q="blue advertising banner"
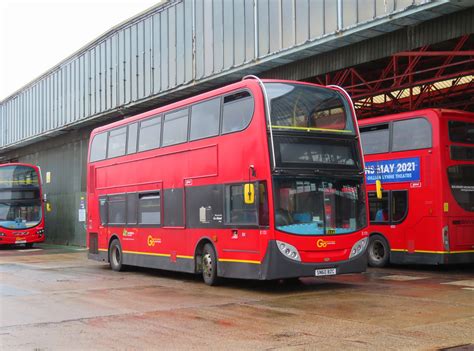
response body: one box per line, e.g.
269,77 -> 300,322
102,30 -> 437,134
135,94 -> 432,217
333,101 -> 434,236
365,157 -> 421,184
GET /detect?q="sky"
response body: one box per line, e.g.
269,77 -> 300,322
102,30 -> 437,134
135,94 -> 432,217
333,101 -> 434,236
0,0 -> 160,100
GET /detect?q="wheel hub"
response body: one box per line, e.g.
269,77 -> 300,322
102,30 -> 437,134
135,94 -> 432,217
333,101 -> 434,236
372,241 -> 385,261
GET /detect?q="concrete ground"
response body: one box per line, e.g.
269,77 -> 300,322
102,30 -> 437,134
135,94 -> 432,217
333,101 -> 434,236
0,244 -> 473,351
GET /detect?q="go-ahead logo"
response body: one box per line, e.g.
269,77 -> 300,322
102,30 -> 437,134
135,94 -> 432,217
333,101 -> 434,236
147,235 -> 161,247
317,239 -> 336,248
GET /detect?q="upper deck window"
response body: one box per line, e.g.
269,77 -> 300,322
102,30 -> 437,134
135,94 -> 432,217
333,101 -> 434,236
138,116 -> 161,152
222,91 -> 254,134
190,98 -> 220,141
449,121 -> 474,144
392,118 -> 431,152
163,109 -> 189,146
0,165 -> 39,188
107,127 -> 127,158
360,124 -> 390,155
264,83 -> 355,134
90,132 -> 107,162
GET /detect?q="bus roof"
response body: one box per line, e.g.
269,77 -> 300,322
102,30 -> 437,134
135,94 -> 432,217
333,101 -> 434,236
358,108 -> 474,126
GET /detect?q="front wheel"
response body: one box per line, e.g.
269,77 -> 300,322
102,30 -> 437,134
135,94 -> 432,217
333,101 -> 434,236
109,238 -> 124,272
367,234 -> 390,268
25,243 -> 34,249
202,243 -> 219,286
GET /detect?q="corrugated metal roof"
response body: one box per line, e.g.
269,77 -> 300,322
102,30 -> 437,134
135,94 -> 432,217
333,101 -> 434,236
1,0 -> 472,152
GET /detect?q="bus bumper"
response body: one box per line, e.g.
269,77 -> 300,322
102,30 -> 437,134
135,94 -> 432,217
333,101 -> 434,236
260,240 -> 367,280
0,235 -> 45,245
218,240 -> 367,280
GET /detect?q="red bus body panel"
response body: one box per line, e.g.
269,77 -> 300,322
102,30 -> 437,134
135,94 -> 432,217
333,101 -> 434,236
360,109 -> 474,264
87,79 -> 368,280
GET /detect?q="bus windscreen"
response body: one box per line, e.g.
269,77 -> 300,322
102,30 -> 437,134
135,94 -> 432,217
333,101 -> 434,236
449,121 -> 474,144
273,177 -> 366,235
265,83 -> 355,134
0,165 -> 40,188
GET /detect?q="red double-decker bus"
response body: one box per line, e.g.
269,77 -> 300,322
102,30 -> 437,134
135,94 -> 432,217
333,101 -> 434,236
87,77 -> 368,285
0,163 -> 45,247
360,109 -> 474,267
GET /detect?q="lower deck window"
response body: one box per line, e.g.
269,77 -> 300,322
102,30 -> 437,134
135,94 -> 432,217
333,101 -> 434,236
369,192 -> 389,223
225,184 -> 258,225
368,190 -> 408,224
139,193 -> 161,225
108,194 -> 126,225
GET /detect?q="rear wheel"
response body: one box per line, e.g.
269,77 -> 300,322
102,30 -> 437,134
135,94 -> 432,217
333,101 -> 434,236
109,238 -> 124,272
368,234 -> 390,267
202,243 -> 219,286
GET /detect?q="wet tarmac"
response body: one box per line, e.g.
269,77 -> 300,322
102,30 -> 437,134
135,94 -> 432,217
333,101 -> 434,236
0,244 -> 473,350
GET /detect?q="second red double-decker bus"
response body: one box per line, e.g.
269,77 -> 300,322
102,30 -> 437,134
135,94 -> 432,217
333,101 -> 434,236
0,163 -> 46,247
360,109 -> 474,267
87,77 -> 368,285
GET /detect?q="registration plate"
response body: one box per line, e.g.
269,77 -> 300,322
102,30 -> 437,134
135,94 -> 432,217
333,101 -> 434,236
15,240 -> 27,244
315,268 -> 337,276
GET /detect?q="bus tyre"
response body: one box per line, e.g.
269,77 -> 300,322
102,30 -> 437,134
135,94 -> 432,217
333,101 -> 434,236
25,243 -> 34,249
109,239 -> 124,272
368,235 -> 390,268
202,243 -> 219,286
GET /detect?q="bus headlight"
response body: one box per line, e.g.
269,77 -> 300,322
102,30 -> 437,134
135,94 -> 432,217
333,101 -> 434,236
349,237 -> 368,258
276,240 -> 301,262
0,232 -> 5,237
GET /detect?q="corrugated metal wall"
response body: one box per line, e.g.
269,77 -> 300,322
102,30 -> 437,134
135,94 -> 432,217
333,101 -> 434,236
21,135 -> 90,246
1,0 -> 456,151
262,6 -> 474,81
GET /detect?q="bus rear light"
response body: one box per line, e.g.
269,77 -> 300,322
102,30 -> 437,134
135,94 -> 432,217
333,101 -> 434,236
442,226 -> 449,251
349,237 -> 368,258
276,241 -> 301,262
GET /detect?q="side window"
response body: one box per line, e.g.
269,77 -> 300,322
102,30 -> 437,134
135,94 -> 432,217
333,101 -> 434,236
107,126 -> 127,158
107,194 -> 126,225
392,118 -> 432,152
127,123 -> 138,154
392,191 -> 408,223
138,116 -> 161,152
225,184 -> 258,225
163,109 -> 189,146
163,188 -> 184,227
360,124 -> 390,155
222,91 -> 254,134
190,98 -> 220,141
99,196 -> 108,225
90,132 -> 107,162
368,192 -> 389,223
138,192 -> 161,225
127,193 -> 138,225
